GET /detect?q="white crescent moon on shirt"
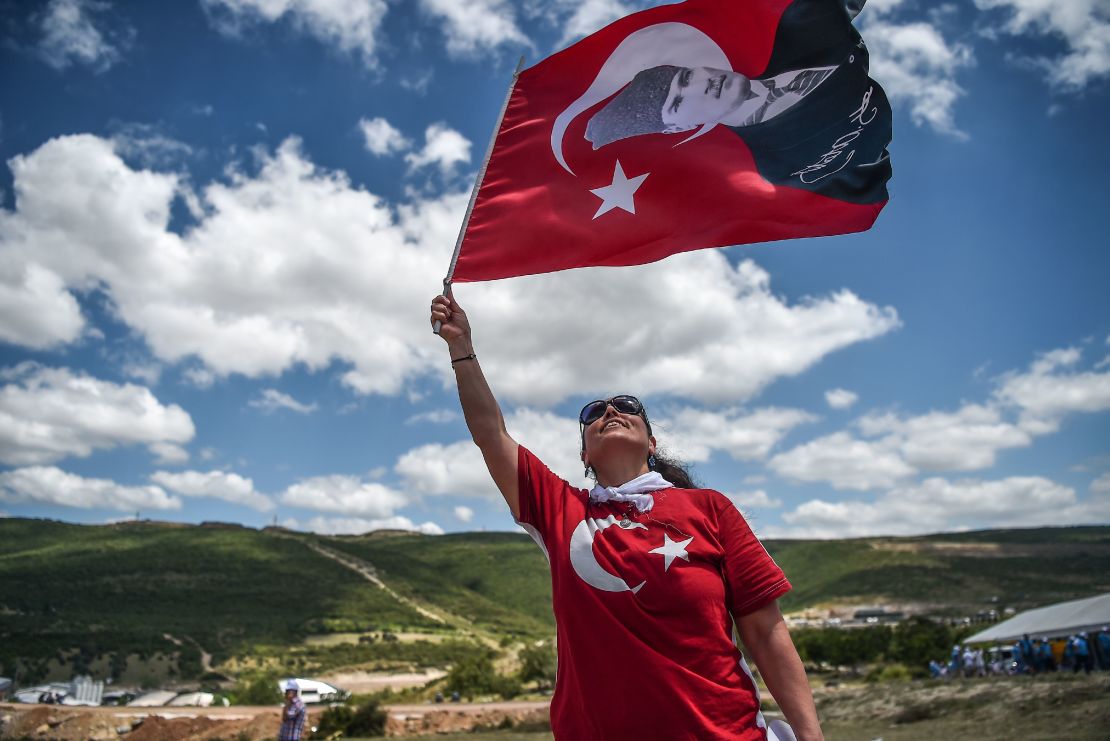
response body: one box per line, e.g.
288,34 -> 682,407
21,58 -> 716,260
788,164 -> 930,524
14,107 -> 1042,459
569,514 -> 647,594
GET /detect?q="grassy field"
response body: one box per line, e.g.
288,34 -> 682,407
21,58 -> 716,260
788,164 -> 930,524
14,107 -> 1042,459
2,518 -> 1108,685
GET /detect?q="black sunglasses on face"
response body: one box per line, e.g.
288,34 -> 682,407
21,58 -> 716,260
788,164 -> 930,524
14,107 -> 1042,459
579,395 -> 646,428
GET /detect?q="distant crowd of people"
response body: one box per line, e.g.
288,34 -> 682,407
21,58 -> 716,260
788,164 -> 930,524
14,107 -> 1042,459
928,628 -> 1110,679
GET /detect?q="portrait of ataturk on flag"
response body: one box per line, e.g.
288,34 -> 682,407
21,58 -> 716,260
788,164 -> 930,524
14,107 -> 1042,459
453,0 -> 893,282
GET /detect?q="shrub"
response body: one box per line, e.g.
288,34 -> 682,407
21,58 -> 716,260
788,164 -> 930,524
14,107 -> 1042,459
518,641 -> 556,685
445,652 -> 521,700
232,674 -> 281,705
312,705 -> 354,738
311,701 -> 386,738
346,700 -> 387,737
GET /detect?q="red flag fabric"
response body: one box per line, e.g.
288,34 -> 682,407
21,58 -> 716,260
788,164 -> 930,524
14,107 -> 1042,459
452,0 -> 892,283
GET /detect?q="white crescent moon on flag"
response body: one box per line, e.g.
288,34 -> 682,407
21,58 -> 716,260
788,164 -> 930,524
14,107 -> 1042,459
550,22 -> 733,175
569,514 -> 647,594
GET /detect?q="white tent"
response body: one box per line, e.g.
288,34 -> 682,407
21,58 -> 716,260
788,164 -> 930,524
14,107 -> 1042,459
168,691 -> 214,707
965,592 -> 1110,644
129,690 -> 179,707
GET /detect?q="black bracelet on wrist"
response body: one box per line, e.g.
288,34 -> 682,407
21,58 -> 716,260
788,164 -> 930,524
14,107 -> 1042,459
451,353 -> 477,366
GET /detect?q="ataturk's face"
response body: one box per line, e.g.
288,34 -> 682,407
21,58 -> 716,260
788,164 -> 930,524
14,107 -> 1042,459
661,66 -> 752,132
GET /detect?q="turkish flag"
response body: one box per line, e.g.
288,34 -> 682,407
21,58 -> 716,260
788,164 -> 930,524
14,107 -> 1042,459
452,0 -> 892,283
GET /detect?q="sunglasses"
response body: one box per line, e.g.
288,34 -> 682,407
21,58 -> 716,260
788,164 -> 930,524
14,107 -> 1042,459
579,395 -> 647,428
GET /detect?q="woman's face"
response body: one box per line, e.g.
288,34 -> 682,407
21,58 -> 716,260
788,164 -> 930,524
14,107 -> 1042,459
582,403 -> 653,465
661,66 -> 752,132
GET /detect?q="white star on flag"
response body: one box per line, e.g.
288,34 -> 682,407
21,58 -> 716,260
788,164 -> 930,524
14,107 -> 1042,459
650,533 -> 694,572
590,160 -> 649,219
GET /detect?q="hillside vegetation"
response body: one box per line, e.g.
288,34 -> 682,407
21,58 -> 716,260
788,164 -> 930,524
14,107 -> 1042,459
2,518 -> 1107,684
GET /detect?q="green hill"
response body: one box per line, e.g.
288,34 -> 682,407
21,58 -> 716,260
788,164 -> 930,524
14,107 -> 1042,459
765,526 -> 1110,614
1,518 -> 1107,685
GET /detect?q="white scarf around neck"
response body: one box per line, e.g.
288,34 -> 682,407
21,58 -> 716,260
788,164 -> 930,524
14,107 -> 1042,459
589,471 -> 673,513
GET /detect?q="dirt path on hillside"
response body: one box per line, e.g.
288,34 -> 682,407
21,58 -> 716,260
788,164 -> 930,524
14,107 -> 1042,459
282,535 -> 504,651
286,537 -> 449,625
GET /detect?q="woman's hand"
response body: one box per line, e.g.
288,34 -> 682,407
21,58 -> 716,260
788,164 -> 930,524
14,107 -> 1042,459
431,294 -> 473,353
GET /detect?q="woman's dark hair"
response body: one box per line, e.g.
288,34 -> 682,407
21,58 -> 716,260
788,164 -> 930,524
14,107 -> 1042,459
652,448 -> 697,489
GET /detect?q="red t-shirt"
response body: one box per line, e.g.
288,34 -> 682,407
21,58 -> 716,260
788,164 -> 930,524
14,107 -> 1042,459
516,446 -> 792,740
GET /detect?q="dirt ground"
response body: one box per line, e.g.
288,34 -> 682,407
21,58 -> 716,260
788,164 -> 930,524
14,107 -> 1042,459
2,672 -> 1107,739
318,669 -> 447,694
816,671 -> 1110,741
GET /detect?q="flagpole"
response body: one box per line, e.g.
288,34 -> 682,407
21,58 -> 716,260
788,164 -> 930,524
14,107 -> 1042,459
433,56 -> 526,334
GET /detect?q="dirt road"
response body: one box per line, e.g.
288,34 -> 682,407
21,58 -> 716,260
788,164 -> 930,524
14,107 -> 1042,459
0,699 -> 552,739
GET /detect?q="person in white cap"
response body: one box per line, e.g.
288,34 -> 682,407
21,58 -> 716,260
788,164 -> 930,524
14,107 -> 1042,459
279,679 -> 306,741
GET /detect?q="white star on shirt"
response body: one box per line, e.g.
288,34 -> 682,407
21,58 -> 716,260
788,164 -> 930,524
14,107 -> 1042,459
650,533 -> 694,572
590,160 -> 649,219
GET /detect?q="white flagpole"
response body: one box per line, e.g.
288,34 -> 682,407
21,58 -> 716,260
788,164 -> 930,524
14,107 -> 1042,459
433,56 -> 526,335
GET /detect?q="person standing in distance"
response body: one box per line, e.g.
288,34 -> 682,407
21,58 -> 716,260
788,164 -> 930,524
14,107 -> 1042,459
279,679 -> 306,741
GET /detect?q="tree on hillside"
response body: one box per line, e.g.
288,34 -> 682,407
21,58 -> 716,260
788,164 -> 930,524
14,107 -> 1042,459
888,617 -> 956,670
233,674 -> 282,705
518,641 -> 556,687
446,653 -> 521,700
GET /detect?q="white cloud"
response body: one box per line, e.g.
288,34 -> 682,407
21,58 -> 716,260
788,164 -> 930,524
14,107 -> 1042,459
395,440 -> 505,500
110,125 -> 194,169
974,0 -> 1110,90
404,123 -> 472,175
461,257 -> 899,406
418,0 -> 533,58
994,346 -> 1110,432
0,134 -> 459,396
0,134 -> 897,408
660,406 -> 816,462
769,344 -> 1110,491
0,466 -> 181,512
358,117 -> 410,156
861,17 -> 975,137
857,403 -> 1031,472
149,442 -> 190,465
771,476 -> 1109,538
396,408 -> 584,499
523,0 -> 635,48
249,388 -> 318,414
121,360 -> 162,386
768,431 -> 915,491
454,505 -> 475,523
825,388 -> 859,410
405,408 -> 459,425
183,367 -> 218,389
281,475 -> 409,517
150,469 -> 273,511
1092,473 -> 1110,494
0,259 -> 84,348
555,0 -> 634,48
284,515 -> 444,535
37,0 -> 125,72
725,489 -> 783,510
202,0 -> 388,68
0,364 -> 195,466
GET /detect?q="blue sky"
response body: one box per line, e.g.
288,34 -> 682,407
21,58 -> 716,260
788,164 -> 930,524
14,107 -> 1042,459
0,0 -> 1107,538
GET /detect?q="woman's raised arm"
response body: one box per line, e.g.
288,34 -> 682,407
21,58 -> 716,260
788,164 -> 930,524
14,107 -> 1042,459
430,294 -> 521,518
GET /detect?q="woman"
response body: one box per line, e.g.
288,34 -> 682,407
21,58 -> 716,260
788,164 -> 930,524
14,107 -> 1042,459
430,294 -> 823,741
